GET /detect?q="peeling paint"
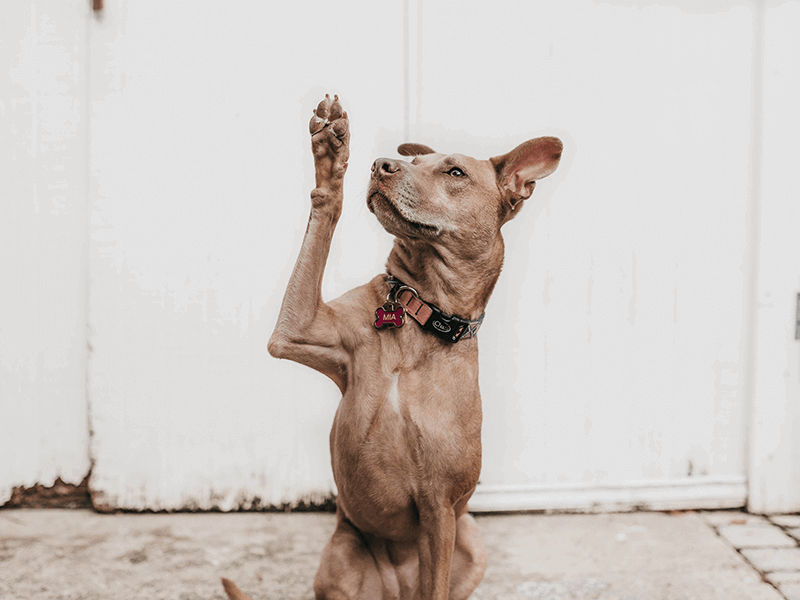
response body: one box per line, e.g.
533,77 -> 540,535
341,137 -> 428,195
90,490 -> 337,514
1,474 -> 91,509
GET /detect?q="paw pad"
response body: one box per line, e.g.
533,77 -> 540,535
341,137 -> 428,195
309,94 -> 349,145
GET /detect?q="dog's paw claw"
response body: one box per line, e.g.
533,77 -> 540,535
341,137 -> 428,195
315,94 -> 332,118
329,95 -> 343,121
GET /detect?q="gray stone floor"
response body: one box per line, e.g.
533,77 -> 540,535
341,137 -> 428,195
700,511 -> 800,600
0,508 -> 796,600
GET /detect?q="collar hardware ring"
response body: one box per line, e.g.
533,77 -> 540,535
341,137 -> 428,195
390,284 -> 419,304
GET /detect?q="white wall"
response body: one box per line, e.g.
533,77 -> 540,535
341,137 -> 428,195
87,0 -> 405,510
416,0 -> 757,510
0,0 -> 91,502
4,0 -> 799,513
85,0 -> 763,511
748,0 -> 800,514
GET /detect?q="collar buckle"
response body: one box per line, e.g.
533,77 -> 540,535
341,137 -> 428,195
385,275 -> 484,343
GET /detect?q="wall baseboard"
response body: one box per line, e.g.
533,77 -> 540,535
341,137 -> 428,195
470,476 -> 747,513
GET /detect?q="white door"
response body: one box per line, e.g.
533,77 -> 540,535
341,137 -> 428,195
87,0 -> 405,510
1,0 -> 91,504
410,0 -> 754,511
86,0 -> 798,513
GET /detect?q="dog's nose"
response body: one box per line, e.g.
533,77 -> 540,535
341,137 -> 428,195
371,158 -> 401,178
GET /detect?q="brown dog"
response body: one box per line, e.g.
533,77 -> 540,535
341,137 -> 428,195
223,95 -> 561,600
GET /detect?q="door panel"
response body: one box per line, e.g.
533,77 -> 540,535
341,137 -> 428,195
1,0 -> 90,503
88,0 -> 757,511
88,0 -> 404,510
412,0 -> 755,508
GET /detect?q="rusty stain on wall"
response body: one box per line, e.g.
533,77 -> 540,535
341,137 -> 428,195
0,473 -> 336,512
1,474 -> 91,509
89,490 -> 337,514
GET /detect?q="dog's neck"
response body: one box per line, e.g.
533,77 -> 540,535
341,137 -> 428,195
385,235 -> 505,321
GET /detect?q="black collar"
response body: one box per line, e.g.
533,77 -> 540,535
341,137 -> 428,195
386,275 -> 485,343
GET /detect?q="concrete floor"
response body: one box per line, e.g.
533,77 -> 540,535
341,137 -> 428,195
0,509 -> 786,600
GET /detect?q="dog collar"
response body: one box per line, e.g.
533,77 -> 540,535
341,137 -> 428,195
374,275 -> 485,343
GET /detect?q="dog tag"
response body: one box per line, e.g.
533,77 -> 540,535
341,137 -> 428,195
374,301 -> 405,329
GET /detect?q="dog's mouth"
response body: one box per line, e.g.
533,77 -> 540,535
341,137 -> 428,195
367,190 -> 439,238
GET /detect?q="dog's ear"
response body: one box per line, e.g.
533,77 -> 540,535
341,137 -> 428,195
491,137 -> 562,216
398,143 -> 436,157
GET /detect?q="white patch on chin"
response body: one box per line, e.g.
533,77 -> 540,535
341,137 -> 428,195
397,192 -> 455,236
387,373 -> 401,414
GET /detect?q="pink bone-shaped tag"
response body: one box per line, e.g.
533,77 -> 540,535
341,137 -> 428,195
374,304 -> 405,329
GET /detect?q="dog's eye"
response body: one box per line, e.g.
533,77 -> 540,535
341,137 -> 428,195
447,167 -> 465,177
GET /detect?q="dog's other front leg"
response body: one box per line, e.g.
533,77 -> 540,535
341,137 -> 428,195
268,94 -> 351,391
417,503 -> 457,600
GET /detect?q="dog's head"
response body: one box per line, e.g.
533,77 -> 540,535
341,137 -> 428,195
367,137 -> 562,256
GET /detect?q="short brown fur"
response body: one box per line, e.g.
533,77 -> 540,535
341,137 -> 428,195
222,95 -> 561,600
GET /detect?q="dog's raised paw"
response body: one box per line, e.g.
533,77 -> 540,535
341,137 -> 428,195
310,94 -> 348,143
310,93 -> 350,185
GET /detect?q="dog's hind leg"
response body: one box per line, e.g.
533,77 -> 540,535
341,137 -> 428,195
448,513 -> 487,600
314,515 -> 384,600
415,502 -> 458,600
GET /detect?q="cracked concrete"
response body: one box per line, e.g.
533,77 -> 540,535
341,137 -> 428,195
0,509 -> 788,600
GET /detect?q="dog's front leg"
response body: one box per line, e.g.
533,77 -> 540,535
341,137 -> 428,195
268,95 -> 350,391
418,503 -> 457,600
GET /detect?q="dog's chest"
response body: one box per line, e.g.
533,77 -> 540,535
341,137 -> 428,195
335,342 -> 482,463
386,372 -> 402,414
357,315 -> 482,416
